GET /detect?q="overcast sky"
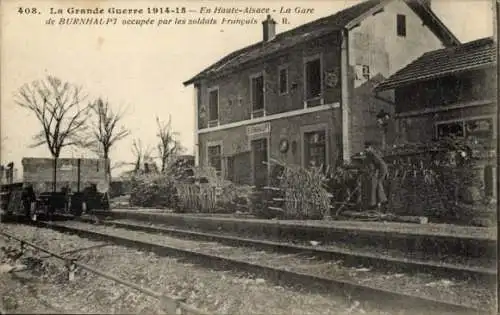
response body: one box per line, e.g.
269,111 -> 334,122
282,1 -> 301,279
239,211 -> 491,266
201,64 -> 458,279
1,0 -> 494,176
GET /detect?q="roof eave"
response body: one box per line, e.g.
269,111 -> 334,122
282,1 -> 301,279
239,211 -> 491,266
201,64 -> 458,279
344,0 -> 393,30
183,78 -> 196,86
183,75 -> 206,86
373,62 -> 496,92
183,29 -> 342,87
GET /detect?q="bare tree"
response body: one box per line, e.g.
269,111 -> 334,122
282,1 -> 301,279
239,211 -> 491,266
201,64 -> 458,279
156,115 -> 183,172
131,139 -> 153,175
15,76 -> 89,191
85,98 -> 130,183
132,139 -> 144,174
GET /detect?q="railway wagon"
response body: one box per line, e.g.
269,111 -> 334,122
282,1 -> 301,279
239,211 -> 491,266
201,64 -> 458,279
1,157 -> 109,222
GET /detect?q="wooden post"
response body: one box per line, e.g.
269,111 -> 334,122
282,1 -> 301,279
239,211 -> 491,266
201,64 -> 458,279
494,1 -> 499,219
340,28 -> 351,163
77,158 -> 81,192
52,158 -> 57,192
66,260 -> 77,282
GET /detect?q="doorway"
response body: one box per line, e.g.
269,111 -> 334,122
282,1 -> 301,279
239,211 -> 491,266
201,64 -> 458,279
251,138 -> 268,188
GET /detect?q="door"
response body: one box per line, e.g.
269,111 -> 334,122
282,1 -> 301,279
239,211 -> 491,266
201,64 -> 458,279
251,138 -> 268,188
304,130 -> 326,171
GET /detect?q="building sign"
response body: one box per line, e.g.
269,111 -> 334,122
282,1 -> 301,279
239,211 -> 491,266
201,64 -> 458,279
199,105 -> 207,118
247,122 -> 270,136
59,163 -> 73,171
325,71 -> 338,88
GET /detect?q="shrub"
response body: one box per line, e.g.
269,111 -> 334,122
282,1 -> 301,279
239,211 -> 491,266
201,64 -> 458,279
128,164 -> 254,213
174,166 -> 254,213
266,159 -> 332,220
330,137 -> 495,223
129,173 -> 177,208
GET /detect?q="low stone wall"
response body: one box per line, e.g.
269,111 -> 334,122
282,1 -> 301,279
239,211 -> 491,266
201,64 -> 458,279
22,158 -> 108,193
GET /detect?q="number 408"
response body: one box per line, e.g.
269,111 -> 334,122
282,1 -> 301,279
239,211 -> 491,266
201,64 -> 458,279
18,7 -> 39,14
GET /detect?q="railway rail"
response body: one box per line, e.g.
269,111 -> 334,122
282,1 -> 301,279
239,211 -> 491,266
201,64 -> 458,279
84,217 -> 496,282
0,229 -> 211,315
35,219 -> 495,315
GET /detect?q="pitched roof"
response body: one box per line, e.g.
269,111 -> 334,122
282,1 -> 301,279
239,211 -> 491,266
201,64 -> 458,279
184,0 -> 460,86
374,37 -> 496,91
183,0 -> 383,86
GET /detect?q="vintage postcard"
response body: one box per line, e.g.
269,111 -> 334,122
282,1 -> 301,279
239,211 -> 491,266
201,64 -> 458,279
0,0 -> 497,314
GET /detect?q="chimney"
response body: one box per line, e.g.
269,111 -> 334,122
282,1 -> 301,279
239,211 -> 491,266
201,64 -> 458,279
262,15 -> 276,42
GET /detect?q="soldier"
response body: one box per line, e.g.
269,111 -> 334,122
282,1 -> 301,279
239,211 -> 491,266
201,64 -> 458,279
362,141 -> 389,211
21,184 -> 36,219
61,184 -> 72,213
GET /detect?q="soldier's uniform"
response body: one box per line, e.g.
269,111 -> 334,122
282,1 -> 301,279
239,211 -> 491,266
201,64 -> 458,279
362,146 -> 389,210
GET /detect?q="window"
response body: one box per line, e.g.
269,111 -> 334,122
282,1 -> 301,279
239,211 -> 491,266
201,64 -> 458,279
354,65 -> 371,82
304,130 -> 326,170
207,145 -> 222,175
279,67 -> 288,95
208,88 -> 219,127
362,65 -> 370,80
397,14 -> 406,37
251,74 -> 265,117
436,122 -> 464,139
305,58 -> 322,100
436,117 -> 495,141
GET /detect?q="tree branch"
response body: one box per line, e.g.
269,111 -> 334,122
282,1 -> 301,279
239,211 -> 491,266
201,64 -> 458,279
15,75 -> 89,159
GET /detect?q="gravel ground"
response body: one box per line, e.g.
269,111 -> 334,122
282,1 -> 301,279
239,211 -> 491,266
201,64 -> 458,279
0,223 -> 442,315
112,219 -> 496,270
51,221 -> 495,311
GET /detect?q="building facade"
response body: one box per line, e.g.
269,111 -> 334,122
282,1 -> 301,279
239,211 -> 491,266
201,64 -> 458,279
374,37 -> 497,148
375,37 -> 497,201
183,0 -> 459,187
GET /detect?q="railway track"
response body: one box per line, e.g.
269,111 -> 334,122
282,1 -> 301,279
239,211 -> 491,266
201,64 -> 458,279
36,218 -> 495,315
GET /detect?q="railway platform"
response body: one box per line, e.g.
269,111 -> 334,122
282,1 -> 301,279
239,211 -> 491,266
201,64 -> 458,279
96,208 -> 495,239
94,208 -> 496,259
